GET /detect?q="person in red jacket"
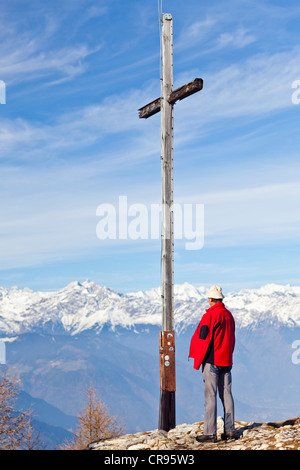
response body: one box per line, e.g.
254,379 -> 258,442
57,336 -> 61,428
189,285 -> 236,442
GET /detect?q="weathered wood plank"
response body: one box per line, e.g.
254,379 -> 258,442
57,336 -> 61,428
160,14 -> 174,333
138,78 -> 203,119
138,97 -> 161,119
168,78 -> 203,105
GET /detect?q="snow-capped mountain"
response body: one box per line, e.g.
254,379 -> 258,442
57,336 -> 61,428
1,280 -> 299,442
0,280 -> 300,337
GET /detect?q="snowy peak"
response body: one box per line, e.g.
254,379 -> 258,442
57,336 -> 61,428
224,284 -> 300,328
0,281 -> 300,337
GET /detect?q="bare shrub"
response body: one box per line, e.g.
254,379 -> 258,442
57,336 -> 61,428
61,387 -> 124,450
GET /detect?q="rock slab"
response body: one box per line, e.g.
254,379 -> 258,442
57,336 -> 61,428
89,417 -> 300,451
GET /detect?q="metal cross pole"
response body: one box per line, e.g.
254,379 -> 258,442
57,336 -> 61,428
138,13 -> 203,432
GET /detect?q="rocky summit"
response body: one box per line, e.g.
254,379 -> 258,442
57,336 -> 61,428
89,417 -> 300,451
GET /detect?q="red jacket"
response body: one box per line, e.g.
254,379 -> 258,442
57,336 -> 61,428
189,302 -> 235,370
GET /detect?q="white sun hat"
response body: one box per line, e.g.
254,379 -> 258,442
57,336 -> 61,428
207,285 -> 224,299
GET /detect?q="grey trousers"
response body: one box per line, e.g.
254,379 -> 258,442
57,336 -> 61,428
202,362 -> 235,435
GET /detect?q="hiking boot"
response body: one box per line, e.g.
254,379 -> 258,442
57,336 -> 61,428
221,431 -> 238,441
196,434 -> 217,443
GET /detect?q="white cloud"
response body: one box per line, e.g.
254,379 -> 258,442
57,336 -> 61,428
0,10 -> 101,87
0,43 -> 99,86
216,27 -> 256,49
2,43 -> 299,164
177,17 -> 217,50
1,3 -> 300,273
178,182 -> 300,247
173,45 -> 300,146
0,81 -> 161,166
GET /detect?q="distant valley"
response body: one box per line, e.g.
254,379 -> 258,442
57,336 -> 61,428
1,281 -> 299,448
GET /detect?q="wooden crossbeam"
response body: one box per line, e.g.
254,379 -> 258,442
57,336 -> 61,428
138,78 -> 203,119
168,78 -> 203,105
138,97 -> 161,119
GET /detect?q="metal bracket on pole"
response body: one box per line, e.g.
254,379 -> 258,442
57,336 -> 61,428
159,330 -> 176,431
159,330 -> 176,392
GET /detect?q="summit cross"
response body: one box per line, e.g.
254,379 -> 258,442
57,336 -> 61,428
138,13 -> 203,432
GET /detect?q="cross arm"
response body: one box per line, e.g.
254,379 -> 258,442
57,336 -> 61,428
138,78 -> 203,119
168,78 -> 203,105
138,97 -> 161,119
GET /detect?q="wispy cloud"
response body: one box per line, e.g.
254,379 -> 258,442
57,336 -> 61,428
1,0 -> 300,290
177,181 -> 300,248
2,40 -> 299,162
177,17 -> 217,50
0,40 -> 99,86
215,27 -> 256,49
173,45 -> 300,147
0,8 -> 102,87
178,19 -> 256,53
0,82 -> 160,166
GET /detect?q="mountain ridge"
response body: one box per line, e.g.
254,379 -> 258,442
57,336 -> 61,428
1,281 -> 300,338
1,281 -> 299,441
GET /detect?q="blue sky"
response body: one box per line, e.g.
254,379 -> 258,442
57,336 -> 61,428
0,0 -> 300,294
